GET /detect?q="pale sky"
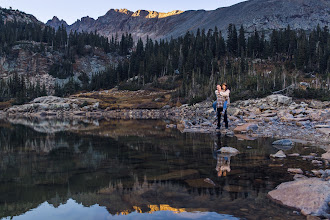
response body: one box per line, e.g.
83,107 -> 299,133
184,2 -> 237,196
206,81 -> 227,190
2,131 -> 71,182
0,0 -> 247,24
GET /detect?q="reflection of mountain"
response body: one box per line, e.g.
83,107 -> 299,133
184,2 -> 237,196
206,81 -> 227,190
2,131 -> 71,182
5,117 -> 100,134
7,199 -> 239,219
0,119 -> 314,219
3,117 -> 175,139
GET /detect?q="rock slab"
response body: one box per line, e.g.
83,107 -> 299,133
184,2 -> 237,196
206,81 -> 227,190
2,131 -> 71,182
268,178 -> 330,217
233,123 -> 258,133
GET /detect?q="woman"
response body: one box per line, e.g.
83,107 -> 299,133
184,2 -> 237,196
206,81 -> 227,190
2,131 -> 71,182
215,83 -> 230,129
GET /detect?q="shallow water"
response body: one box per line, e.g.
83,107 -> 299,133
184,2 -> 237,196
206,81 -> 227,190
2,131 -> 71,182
0,119 -> 326,219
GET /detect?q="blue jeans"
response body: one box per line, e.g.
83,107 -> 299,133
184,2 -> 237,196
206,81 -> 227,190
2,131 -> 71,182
213,101 -> 217,111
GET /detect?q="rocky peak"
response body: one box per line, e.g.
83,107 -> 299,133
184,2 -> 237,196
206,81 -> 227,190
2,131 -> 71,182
114,8 -> 133,15
131,10 -> 184,18
46,16 -> 68,30
50,16 -> 60,22
104,8 -> 183,19
106,8 -> 133,16
132,10 -> 150,17
81,16 -> 95,22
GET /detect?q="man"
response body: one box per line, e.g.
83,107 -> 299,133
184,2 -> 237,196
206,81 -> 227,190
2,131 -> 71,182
215,83 -> 230,129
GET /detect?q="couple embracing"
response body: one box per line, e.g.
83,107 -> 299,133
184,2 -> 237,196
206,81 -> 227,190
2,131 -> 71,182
213,83 -> 230,130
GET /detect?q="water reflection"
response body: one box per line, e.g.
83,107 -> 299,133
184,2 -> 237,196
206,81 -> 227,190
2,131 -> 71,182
213,134 -> 239,177
0,119 -> 321,219
2,199 -> 239,220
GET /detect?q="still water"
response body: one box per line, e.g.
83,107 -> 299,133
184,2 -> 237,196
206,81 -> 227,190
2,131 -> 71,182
0,119 -> 325,219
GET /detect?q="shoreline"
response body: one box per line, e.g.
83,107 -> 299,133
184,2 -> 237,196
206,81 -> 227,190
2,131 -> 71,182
1,94 -> 328,150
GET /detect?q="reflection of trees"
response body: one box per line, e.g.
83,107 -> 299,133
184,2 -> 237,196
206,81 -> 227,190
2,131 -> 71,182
49,176 -> 298,219
80,145 -> 107,169
5,117 -> 99,134
0,119 -> 310,220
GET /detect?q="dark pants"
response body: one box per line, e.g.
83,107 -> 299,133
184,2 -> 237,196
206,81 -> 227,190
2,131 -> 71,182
217,107 -> 228,128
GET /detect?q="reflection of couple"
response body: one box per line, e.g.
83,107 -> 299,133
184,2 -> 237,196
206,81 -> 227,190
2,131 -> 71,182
213,83 -> 230,130
216,153 -> 231,177
213,133 -> 236,177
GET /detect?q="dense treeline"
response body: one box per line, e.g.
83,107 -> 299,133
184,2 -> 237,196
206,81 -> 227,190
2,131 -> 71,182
0,12 -> 329,103
0,74 -> 47,104
86,24 -> 330,102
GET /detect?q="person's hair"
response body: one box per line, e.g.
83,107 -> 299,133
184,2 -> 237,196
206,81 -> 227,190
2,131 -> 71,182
221,83 -> 228,90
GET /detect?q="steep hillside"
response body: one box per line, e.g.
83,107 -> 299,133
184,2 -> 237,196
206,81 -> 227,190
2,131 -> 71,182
0,7 -> 42,24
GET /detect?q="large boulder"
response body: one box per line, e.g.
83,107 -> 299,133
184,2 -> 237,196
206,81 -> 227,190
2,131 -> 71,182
266,95 -> 292,105
32,96 -> 65,104
227,107 -> 241,116
268,178 -> 330,217
233,123 -> 258,133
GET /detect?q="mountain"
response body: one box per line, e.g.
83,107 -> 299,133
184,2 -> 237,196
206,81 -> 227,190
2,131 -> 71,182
47,16 -> 68,30
46,0 -> 330,40
0,7 -> 42,24
0,7 -> 117,97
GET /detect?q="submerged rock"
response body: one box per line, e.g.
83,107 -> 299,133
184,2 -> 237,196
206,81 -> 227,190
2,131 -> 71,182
268,178 -> 330,217
223,185 -> 245,192
203,178 -> 216,186
219,147 -> 239,155
272,139 -> 294,146
270,150 -> 286,158
185,178 -> 215,188
312,160 -> 323,166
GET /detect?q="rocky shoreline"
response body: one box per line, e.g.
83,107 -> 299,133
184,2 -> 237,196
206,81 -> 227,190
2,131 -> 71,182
0,94 -> 329,148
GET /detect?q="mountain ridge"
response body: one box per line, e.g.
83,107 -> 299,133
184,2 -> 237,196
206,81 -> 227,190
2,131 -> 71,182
2,0 -> 329,41
45,0 -> 330,40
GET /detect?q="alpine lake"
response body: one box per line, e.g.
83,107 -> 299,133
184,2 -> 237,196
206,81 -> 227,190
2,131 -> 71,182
0,118 -> 326,220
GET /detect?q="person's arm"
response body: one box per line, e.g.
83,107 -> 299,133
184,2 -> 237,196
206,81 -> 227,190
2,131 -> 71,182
220,90 -> 230,103
220,90 -> 230,97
